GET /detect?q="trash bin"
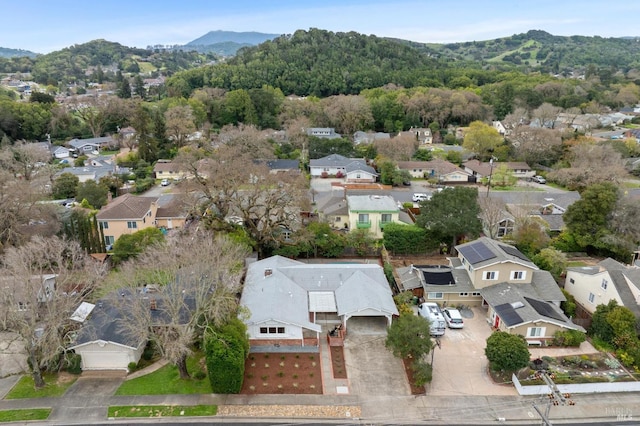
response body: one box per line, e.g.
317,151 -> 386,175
412,296 -> 419,305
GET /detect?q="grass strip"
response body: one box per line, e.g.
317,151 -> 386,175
108,405 -> 217,418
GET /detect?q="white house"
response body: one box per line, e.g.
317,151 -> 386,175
240,256 -> 398,347
309,154 -> 376,181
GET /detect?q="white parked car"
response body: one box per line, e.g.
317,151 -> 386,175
442,307 -> 464,329
160,179 -> 170,187
412,193 -> 431,202
418,302 -> 446,336
531,175 -> 546,184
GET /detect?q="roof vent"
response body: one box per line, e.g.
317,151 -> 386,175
510,301 -> 525,309
264,268 -> 273,278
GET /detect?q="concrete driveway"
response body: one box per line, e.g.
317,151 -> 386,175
0,332 -> 28,377
343,317 -> 411,397
427,307 -> 518,396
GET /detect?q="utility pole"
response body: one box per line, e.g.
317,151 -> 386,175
486,157 -> 495,197
531,371 -> 576,426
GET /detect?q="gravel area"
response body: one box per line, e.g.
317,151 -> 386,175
218,404 -> 361,419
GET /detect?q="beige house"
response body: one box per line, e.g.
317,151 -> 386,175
153,160 -> 188,181
396,237 -> 582,345
564,258 -> 640,324
347,195 -> 401,239
96,194 -> 186,247
397,159 -> 472,182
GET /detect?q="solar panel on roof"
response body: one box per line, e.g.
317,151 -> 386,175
458,241 -> 497,264
499,244 -> 531,262
494,303 -> 524,326
524,297 -> 565,322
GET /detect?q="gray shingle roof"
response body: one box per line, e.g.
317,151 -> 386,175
347,195 -> 398,212
96,194 -> 157,220
310,154 -> 366,168
455,237 -> 538,270
241,256 -> 398,330
597,258 -> 640,319
68,136 -> 115,150
481,282 -> 583,331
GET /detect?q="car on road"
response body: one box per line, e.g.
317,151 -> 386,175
412,193 -> 431,202
442,307 -> 464,329
160,179 -> 170,186
531,175 -> 546,184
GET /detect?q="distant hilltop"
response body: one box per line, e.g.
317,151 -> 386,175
185,30 -> 280,46
0,46 -> 38,59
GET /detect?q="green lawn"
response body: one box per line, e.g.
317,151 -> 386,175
4,374 -> 77,399
0,409 -> 51,422
115,354 -> 211,395
108,405 -> 217,418
567,261 -> 590,267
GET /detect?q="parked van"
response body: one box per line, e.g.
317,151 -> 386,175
412,193 -> 431,202
418,302 -> 446,336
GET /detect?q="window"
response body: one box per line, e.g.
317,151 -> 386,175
358,213 -> 369,223
427,292 -> 443,299
127,221 -> 137,229
100,221 -> 109,229
459,292 -> 469,297
601,279 -> 608,290
471,292 -> 481,296
259,327 -> 285,334
588,292 -> 595,304
527,327 -> 545,337
17,301 -> 27,311
511,271 -> 526,280
484,271 -> 498,280
104,236 -> 115,246
569,278 -> 575,284
381,213 -> 392,223
335,216 -> 341,222
356,173 -> 361,179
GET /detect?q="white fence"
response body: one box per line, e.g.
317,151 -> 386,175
512,373 -> 640,395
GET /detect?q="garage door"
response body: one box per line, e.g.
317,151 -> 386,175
346,316 -> 389,335
80,351 -> 130,370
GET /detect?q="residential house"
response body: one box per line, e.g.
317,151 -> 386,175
256,159 -> 301,175
309,154 -> 376,181
240,256 -> 398,347
396,237 -> 581,344
462,159 -> 535,180
397,159 -> 473,183
97,194 -> 159,247
52,145 -> 71,159
397,127 -> 433,147
564,258 -> 640,327
316,190 -> 350,231
353,131 -> 390,145
306,127 -> 342,139
492,121 -> 507,136
347,195 -> 401,238
68,136 -> 117,155
153,160 -> 189,181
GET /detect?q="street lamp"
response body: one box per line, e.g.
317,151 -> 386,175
486,157 -> 496,197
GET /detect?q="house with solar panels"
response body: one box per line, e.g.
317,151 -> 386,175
396,237 -> 584,345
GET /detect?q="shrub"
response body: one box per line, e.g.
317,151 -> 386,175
65,353 -> 82,375
194,370 -> 207,380
411,359 -> 433,386
552,329 -> 586,347
204,332 -> 246,394
485,331 -> 530,372
128,362 -> 138,372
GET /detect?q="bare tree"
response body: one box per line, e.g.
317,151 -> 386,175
115,231 -> 249,378
479,196 -> 508,239
320,95 -> 374,136
548,143 -> 627,191
374,133 -> 417,161
216,123 -> 274,159
531,102 -> 562,129
165,105 -> 196,148
0,236 -> 105,387
508,126 -> 563,165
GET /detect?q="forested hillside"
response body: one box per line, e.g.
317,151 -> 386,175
0,47 -> 38,59
0,40 -> 217,85
166,28 -> 448,97
420,30 -> 640,73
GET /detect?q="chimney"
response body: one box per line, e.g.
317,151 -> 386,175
264,268 -> 273,278
150,299 -> 157,310
107,191 -> 113,204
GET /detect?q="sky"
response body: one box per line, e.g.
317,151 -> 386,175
3,0 -> 640,54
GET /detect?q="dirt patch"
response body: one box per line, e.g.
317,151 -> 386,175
330,346 -> 347,379
241,353 -> 323,394
402,357 -> 426,395
389,254 -> 449,268
56,372 -> 78,385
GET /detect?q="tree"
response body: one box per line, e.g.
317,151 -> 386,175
508,126 -> 562,166
416,187 -> 482,252
0,236 -> 105,387
164,105 -> 196,148
321,95 -> 374,136
76,180 -> 109,209
204,326 -> 246,393
52,172 -> 79,199
117,78 -> 131,99
489,164 -> 517,188
374,133 -> 417,161
484,331 -> 530,372
345,228 -> 377,256
589,300 -> 617,344
133,75 -> 146,100
385,313 -> 433,359
532,248 -> 568,282
563,182 -> 619,249
382,223 -> 431,254
549,143 -> 627,191
478,196 -> 507,239
116,231 -> 249,379
531,102 -> 561,128
111,227 -> 165,264
510,217 -> 550,258
63,210 -> 106,254
462,121 -> 503,161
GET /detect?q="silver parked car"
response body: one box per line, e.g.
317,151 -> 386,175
442,307 -> 464,329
